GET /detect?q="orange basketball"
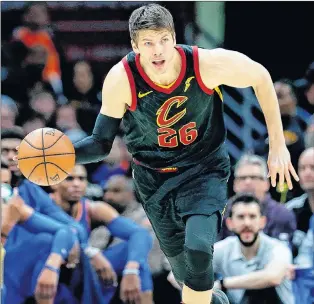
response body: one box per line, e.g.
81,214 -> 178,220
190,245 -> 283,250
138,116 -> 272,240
18,128 -> 76,186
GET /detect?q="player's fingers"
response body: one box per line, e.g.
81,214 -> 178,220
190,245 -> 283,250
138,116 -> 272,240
279,168 -> 285,191
120,288 -> 126,302
133,289 -> 142,304
125,290 -> 134,304
269,167 -> 277,188
289,162 -> 300,182
284,166 -> 293,190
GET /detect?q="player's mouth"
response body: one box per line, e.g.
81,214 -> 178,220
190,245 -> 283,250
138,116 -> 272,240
152,60 -> 165,68
241,229 -> 253,237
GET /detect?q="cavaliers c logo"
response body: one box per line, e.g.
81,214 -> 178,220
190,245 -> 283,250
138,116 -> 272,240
156,96 -> 188,128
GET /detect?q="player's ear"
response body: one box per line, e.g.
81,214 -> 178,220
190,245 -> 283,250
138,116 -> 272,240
172,32 -> 176,45
259,215 -> 267,230
131,40 -> 139,54
226,217 -> 233,231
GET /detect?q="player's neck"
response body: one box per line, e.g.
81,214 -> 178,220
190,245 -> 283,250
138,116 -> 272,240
140,48 -> 181,86
240,235 -> 261,260
52,192 -> 79,215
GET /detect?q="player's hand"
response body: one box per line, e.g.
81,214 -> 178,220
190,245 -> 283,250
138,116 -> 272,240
35,267 -> 59,302
66,242 -> 80,268
267,145 -> 299,191
90,252 -> 117,287
285,264 -> 296,280
120,272 -> 142,304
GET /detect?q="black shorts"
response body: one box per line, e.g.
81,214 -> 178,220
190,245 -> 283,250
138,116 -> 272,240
132,145 -> 230,257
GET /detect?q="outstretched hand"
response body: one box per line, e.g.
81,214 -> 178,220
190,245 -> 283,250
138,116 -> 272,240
267,145 -> 299,191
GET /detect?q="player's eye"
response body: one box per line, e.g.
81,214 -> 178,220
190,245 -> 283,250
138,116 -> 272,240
144,42 -> 152,46
162,38 -> 169,42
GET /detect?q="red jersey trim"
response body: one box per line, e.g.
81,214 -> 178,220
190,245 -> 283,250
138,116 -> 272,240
122,57 -> 137,111
192,46 -> 214,95
135,46 -> 187,94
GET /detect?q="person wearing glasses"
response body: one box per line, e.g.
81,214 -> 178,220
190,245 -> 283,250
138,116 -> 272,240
220,154 -> 296,242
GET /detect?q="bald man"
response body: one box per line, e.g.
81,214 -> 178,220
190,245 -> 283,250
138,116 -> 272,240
286,147 -> 314,258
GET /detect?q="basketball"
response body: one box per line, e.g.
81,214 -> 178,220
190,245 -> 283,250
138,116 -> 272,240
17,128 -> 76,186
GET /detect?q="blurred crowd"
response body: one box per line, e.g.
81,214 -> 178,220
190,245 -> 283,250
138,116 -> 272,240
1,2 -> 314,304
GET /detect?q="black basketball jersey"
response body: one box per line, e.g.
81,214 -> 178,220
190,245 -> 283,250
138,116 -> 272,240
121,44 -> 226,169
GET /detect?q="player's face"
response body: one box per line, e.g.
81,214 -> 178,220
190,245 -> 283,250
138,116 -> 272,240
1,138 -> 21,174
298,148 -> 314,191
234,164 -> 269,201
132,29 -> 176,75
103,178 -> 131,213
227,203 -> 266,246
58,165 -> 87,202
274,82 -> 296,116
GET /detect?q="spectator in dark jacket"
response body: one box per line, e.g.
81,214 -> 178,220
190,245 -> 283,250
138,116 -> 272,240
220,154 -> 296,243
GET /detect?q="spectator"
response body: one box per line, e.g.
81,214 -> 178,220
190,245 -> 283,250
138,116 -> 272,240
56,104 -> 87,142
286,147 -> 314,258
1,95 -> 19,130
221,154 -> 296,242
29,91 -> 56,125
215,194 -> 293,304
255,79 -> 305,173
295,61 -> 314,114
12,2 -> 67,103
68,60 -> 102,134
305,115 -> 314,149
22,112 -> 46,135
69,60 -> 101,109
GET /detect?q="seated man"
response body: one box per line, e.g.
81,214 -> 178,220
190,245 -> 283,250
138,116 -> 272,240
214,194 -> 294,304
286,147 -> 314,258
51,164 -> 153,304
220,154 -> 296,242
2,195 -> 78,304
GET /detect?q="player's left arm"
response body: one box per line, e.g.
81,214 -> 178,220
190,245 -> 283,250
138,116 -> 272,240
199,48 -> 299,190
223,243 -> 292,290
89,202 -> 153,269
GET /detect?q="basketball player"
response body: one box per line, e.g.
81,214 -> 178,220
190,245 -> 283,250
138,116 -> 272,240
51,164 -> 154,304
2,196 -> 79,304
16,4 -> 299,304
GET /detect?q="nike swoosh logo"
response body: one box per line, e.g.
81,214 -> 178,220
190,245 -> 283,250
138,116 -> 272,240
138,91 -> 153,98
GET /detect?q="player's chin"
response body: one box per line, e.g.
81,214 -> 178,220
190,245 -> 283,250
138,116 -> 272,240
240,232 -> 254,241
69,194 -> 83,201
9,165 -> 20,173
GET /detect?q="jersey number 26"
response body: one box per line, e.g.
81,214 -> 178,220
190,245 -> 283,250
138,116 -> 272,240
157,122 -> 198,148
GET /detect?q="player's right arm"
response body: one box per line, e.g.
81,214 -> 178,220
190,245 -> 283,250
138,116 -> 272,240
74,62 -> 132,164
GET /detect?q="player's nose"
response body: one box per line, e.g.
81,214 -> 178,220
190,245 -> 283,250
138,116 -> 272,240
153,43 -> 163,57
8,150 -> 17,161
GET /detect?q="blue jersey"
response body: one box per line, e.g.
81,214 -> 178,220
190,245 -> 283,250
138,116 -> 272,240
6,179 -> 87,250
292,268 -> 314,304
75,198 -> 91,236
